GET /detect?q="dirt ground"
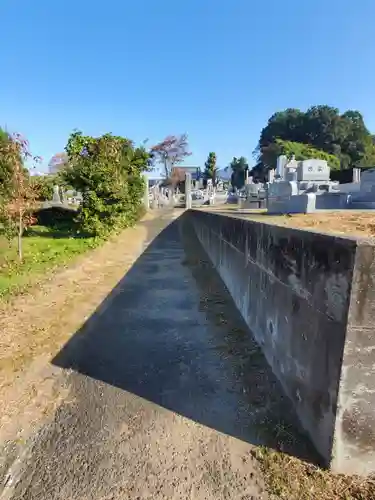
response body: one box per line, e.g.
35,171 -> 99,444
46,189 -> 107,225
1,208 -> 375,500
254,211 -> 375,239
0,209 -> 268,500
208,207 -> 375,239
0,210 -> 176,445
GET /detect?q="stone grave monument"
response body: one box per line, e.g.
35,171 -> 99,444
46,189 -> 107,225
185,172 -> 192,209
267,156 -> 343,213
52,185 -> 63,205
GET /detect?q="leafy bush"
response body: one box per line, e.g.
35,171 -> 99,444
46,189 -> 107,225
30,174 -> 56,201
62,131 -> 148,237
276,139 -> 340,169
256,139 -> 340,178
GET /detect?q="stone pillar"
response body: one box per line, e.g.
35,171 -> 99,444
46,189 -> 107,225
305,193 -> 317,213
143,175 -> 149,210
52,185 -> 62,205
185,172 -> 192,209
268,169 -> 275,183
353,168 -> 361,183
276,155 -> 287,179
245,169 -> 249,185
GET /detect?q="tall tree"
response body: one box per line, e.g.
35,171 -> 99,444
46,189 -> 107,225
204,152 -> 218,186
150,134 -> 191,178
229,156 -> 249,189
258,108 -> 306,151
255,105 -> 374,174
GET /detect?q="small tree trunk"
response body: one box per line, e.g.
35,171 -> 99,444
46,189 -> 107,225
18,211 -> 23,261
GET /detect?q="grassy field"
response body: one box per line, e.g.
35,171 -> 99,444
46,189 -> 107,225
0,226 -> 99,298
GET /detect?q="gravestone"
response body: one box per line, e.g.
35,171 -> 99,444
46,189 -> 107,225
267,156 -> 341,213
185,172 -> 192,209
143,174 -> 149,210
52,185 -> 62,205
275,155 -> 287,179
61,187 -> 67,205
348,168 -> 375,209
296,159 -> 330,182
353,168 -> 361,183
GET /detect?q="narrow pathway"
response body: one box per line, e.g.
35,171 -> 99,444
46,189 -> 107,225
1,212 -> 311,500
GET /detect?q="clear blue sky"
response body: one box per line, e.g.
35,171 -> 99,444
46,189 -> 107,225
1,0 -> 375,172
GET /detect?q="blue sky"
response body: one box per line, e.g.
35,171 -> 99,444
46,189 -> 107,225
1,0 -> 375,173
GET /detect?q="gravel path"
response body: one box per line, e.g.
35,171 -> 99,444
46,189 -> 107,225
0,210 -> 310,499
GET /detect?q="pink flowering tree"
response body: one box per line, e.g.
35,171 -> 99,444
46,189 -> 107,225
150,134 -> 191,178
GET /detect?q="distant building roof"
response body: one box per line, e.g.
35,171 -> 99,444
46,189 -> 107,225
172,165 -> 201,180
173,165 -> 200,170
145,166 -> 165,181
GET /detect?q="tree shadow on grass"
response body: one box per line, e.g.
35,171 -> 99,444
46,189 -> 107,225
52,211 -> 321,466
25,228 -> 77,239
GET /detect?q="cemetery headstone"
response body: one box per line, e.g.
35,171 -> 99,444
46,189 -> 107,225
185,172 -> 192,209
52,185 -> 62,205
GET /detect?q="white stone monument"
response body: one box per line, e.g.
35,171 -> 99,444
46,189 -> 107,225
268,169 -> 275,183
275,155 -> 287,179
52,185 -> 62,205
185,172 -> 192,209
143,174 -> 149,210
353,168 -> 361,183
267,156 -> 341,213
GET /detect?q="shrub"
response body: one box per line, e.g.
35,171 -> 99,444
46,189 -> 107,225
62,131 -> 148,237
30,175 -> 56,201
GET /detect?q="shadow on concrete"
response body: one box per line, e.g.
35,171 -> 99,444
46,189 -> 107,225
52,212 -> 320,465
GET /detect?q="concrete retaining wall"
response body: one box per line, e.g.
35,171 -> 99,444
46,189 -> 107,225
189,210 -> 375,475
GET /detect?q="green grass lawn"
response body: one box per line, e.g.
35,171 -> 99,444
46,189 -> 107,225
0,226 -> 99,298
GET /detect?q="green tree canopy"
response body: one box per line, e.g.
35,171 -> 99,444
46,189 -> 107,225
255,105 -> 375,174
62,130 -> 149,236
30,174 -> 56,201
262,139 -> 340,171
203,152 -> 218,186
229,156 -> 249,189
